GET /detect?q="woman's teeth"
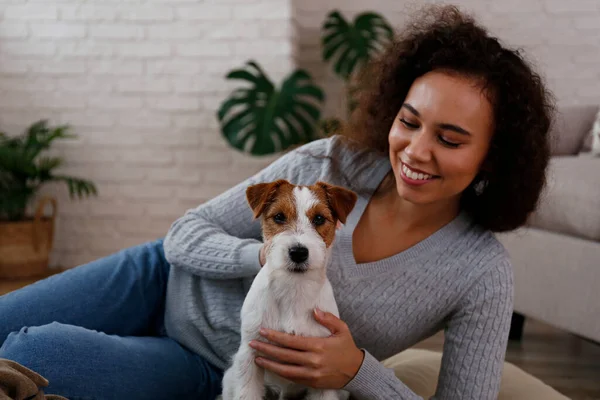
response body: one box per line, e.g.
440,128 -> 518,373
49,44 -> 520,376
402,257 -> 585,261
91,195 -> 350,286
402,164 -> 433,180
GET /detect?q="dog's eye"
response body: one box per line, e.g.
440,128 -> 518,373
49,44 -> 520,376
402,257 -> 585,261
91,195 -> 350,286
273,213 -> 286,224
312,214 -> 326,226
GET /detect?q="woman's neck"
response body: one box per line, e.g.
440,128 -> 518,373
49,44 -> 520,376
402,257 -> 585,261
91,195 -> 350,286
375,175 -> 461,233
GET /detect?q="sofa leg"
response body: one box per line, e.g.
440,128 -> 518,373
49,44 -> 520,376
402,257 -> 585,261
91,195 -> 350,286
509,312 -> 525,341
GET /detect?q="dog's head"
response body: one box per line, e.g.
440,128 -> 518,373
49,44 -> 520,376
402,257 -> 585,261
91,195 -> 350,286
246,179 -> 357,274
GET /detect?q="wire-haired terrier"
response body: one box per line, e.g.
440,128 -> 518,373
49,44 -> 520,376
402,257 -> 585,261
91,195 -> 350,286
222,179 -> 357,400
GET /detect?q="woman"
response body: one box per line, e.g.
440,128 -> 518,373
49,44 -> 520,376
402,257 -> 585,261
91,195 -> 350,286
0,5 -> 553,400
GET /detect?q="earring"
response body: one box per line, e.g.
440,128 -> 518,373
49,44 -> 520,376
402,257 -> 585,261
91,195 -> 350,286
474,179 -> 487,196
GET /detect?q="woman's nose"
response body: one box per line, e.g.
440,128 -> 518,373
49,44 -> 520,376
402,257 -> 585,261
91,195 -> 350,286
404,131 -> 433,163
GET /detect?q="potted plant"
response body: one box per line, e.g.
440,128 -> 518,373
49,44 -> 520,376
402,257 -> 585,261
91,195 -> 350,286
0,120 -> 97,278
217,9 -> 394,156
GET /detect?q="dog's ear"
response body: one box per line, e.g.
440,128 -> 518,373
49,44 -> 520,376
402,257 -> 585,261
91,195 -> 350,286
246,179 -> 290,219
317,181 -> 357,225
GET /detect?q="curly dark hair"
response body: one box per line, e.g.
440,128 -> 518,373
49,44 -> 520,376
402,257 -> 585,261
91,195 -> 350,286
342,4 -> 555,232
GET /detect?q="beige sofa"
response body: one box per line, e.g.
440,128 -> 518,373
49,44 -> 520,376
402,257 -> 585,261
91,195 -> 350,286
498,104 -> 600,343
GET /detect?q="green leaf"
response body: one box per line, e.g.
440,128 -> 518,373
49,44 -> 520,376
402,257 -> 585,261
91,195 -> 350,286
21,120 -> 75,162
52,175 -> 98,199
37,156 -> 62,174
0,145 -> 37,177
0,120 -> 96,220
217,61 -> 325,156
321,10 -> 394,81
0,186 -> 34,220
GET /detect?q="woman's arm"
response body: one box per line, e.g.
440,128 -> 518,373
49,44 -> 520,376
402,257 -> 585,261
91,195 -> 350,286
432,258 -> 514,399
344,258 -> 513,400
162,138 -> 331,280
248,256 -> 513,399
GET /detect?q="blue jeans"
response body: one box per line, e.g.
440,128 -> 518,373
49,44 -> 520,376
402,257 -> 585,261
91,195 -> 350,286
0,238 -> 224,400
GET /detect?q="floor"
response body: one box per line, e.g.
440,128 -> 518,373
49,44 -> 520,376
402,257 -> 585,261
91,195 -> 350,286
2,274 -> 599,399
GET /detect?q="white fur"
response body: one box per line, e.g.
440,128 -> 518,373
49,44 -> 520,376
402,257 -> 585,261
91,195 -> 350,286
222,187 -> 348,400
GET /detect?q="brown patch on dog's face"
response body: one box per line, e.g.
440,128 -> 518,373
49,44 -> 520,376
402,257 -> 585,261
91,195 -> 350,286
246,180 -> 297,241
262,186 -> 297,241
306,188 -> 337,247
309,182 -> 357,247
315,181 -> 358,225
246,180 -> 357,248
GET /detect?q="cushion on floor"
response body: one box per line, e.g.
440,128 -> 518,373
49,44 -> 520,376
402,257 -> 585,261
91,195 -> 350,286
216,349 -> 569,399
382,348 -> 569,400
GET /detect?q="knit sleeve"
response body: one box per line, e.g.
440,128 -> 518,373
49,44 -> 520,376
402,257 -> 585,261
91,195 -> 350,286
162,138 -> 332,280
343,257 -> 514,400
433,257 -> 514,399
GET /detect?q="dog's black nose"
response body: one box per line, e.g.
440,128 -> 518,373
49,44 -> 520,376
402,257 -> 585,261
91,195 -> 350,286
288,246 -> 309,264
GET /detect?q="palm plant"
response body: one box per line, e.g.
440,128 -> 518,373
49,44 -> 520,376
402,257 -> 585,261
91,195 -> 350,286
0,120 -> 97,221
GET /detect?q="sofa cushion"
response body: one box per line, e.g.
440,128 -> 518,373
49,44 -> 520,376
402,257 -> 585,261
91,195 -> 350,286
548,105 -> 598,156
383,349 -> 569,400
528,155 -> 600,241
580,108 -> 600,156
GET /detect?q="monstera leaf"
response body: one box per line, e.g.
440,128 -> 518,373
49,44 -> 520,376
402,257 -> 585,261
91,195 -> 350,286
217,61 -> 325,156
322,10 -> 394,81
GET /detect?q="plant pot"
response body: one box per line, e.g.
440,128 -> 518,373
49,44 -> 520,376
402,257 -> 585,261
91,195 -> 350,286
0,197 -> 57,279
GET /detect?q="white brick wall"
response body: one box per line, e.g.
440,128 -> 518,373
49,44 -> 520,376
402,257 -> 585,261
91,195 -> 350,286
1,0 -> 598,268
293,0 -> 600,118
0,0 -> 291,267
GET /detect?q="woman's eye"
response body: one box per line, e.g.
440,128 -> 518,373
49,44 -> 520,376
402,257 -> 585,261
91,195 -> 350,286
400,118 -> 419,129
312,214 -> 326,226
437,135 -> 460,148
273,213 -> 286,224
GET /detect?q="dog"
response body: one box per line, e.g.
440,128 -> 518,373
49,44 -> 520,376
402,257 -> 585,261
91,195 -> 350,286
221,179 -> 358,400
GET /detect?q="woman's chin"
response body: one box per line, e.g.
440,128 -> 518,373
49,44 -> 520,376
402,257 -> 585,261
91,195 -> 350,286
394,176 -> 459,208
395,181 -> 433,205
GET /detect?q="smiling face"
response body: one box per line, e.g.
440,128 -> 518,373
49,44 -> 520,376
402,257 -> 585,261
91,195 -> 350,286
388,70 -> 495,208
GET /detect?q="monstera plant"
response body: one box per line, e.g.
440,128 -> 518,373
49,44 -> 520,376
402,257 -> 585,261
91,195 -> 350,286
217,9 -> 394,156
0,120 -> 97,278
322,11 -> 394,81
320,10 -> 394,132
218,61 -> 324,156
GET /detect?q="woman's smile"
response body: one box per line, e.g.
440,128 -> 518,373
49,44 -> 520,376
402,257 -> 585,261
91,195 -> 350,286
399,161 -> 439,186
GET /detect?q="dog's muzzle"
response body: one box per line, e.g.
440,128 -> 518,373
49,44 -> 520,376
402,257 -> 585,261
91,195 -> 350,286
288,245 -> 309,272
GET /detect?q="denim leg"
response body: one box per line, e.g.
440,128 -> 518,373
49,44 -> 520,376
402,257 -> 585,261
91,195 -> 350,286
0,238 -> 170,342
0,322 -> 224,400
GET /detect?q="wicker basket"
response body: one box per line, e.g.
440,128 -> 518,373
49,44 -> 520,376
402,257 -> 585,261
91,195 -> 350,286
0,197 -> 57,279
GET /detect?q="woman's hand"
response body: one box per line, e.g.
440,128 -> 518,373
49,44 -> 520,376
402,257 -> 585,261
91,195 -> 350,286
249,308 -> 365,389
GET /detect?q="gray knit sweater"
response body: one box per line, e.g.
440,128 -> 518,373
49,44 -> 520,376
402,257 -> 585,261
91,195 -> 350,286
163,136 -> 513,400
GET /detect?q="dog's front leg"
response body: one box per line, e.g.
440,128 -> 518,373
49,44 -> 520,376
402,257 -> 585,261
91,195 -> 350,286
223,270 -> 272,400
305,389 -> 345,400
226,344 -> 266,400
